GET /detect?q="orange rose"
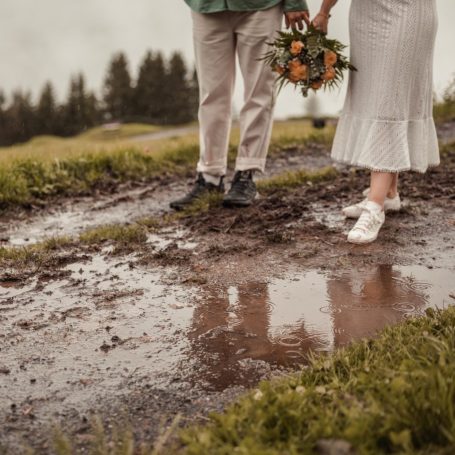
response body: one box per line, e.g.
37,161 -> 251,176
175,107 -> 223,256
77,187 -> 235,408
311,80 -> 324,90
289,64 -> 308,83
289,73 -> 300,83
274,65 -> 286,75
322,66 -> 336,81
288,58 -> 302,71
290,40 -> 305,56
324,50 -> 337,66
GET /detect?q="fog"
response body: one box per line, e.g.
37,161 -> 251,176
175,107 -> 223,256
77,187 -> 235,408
1,0 -> 454,117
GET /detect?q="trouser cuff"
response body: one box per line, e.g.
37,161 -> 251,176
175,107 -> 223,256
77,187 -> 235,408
235,157 -> 267,174
196,160 -> 227,176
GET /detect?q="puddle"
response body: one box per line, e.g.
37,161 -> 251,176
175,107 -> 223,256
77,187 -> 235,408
147,229 -> 198,251
1,255 -> 196,416
185,265 -> 453,389
1,256 -> 453,423
0,184 -> 183,246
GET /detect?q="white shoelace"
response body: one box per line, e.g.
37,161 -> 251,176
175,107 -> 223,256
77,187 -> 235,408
352,208 -> 382,233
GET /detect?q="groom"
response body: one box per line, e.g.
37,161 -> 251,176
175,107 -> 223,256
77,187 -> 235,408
170,0 -> 310,210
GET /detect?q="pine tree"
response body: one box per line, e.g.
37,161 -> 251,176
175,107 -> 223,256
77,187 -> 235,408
62,73 -> 99,136
4,90 -> 37,144
163,52 -> 193,125
0,90 -> 7,146
443,76 -> 455,104
133,51 -> 167,122
86,92 -> 100,126
188,67 -> 200,121
36,81 -> 58,136
103,52 -> 133,121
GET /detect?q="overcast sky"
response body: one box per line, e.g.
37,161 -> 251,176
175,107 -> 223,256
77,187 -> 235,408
1,0 -> 454,118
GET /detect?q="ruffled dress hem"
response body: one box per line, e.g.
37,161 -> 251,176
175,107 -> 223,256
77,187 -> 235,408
331,114 -> 440,173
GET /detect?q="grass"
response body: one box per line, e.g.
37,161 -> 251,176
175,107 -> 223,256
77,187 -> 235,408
0,224 -> 152,269
434,77 -> 455,123
257,166 -> 338,191
0,236 -> 74,269
0,120 -> 332,212
179,306 -> 455,455
79,223 -> 149,246
0,124 -> 165,165
434,101 -> 455,123
441,140 -> 455,156
0,145 -> 199,209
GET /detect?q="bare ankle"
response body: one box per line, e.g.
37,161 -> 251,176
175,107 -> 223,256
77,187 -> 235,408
367,197 -> 385,210
387,190 -> 397,199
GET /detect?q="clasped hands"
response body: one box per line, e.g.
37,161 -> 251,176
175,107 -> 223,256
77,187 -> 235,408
285,10 -> 330,34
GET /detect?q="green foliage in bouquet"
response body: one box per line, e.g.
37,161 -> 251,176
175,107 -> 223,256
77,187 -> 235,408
263,26 -> 356,97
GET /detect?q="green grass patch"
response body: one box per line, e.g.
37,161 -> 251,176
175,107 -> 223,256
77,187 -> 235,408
434,77 -> 455,123
0,236 -> 74,269
270,125 -> 336,151
434,102 -> 455,123
440,140 -> 455,156
0,224 -> 154,270
0,146 -> 200,210
79,224 -> 149,246
178,192 -> 225,217
180,306 -> 455,454
257,166 -> 338,192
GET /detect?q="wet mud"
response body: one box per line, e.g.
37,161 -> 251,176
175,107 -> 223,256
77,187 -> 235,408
1,126 -> 454,453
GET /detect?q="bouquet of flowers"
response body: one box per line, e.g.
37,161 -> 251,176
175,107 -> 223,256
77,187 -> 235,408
263,26 -> 356,97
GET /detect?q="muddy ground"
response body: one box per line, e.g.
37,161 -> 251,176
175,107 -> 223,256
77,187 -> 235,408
1,126 -> 455,454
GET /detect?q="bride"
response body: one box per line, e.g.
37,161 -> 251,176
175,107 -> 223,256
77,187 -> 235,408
313,0 -> 439,244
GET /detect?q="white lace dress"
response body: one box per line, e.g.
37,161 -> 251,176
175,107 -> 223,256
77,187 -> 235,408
331,0 -> 439,173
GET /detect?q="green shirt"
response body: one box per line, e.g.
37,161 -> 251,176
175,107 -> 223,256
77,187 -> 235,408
185,0 -> 309,14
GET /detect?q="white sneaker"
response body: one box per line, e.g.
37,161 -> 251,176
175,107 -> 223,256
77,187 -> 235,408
347,201 -> 385,244
343,190 -> 401,219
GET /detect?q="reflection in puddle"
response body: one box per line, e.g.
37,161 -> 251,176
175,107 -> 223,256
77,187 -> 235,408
1,259 -> 453,416
185,265 -> 453,389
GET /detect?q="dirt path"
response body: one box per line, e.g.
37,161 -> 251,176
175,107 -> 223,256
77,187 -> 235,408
131,125 -> 199,142
1,128 -> 455,453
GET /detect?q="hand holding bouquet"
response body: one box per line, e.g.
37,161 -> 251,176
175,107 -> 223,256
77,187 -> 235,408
264,26 -> 356,97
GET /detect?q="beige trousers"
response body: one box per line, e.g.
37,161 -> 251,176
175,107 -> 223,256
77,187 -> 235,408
192,6 -> 283,176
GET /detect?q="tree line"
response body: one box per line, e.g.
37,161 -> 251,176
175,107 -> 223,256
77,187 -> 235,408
0,51 -> 199,147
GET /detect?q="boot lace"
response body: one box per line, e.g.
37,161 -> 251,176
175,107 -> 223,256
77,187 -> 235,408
230,171 -> 253,192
